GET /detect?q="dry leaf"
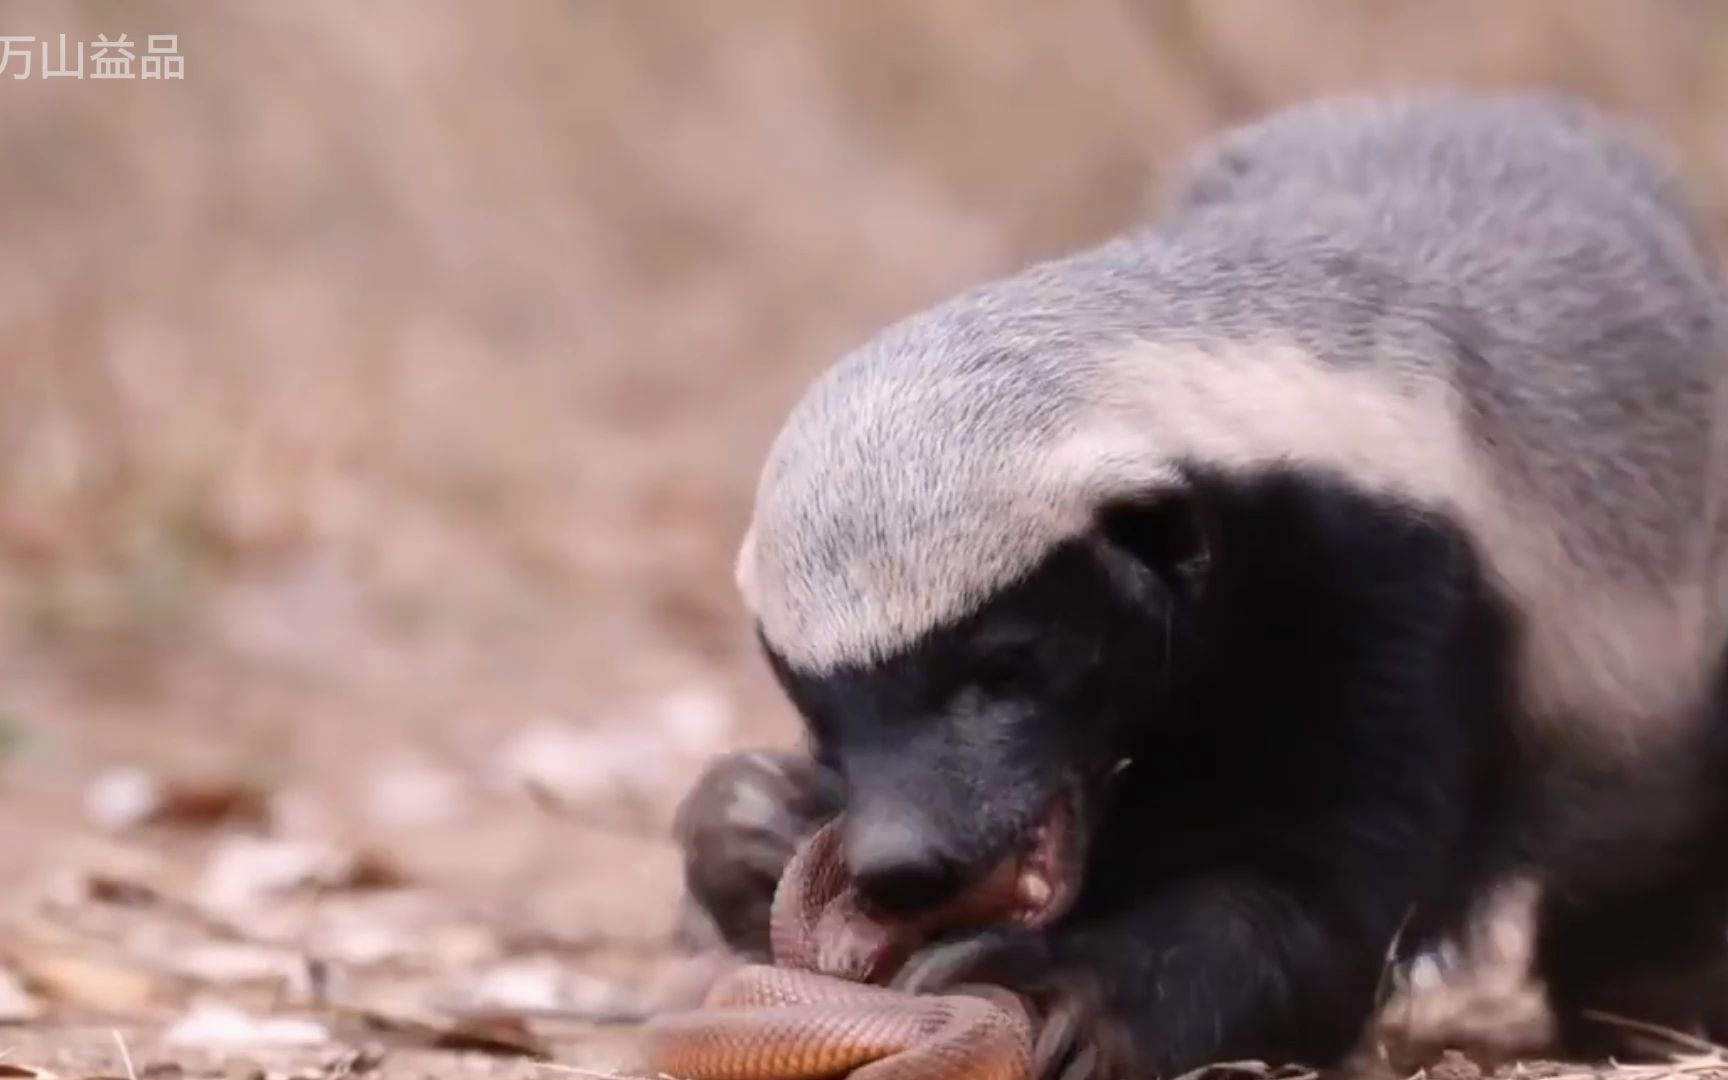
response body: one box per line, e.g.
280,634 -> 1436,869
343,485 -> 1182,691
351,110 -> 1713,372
639,687 -> 733,756
348,1004 -> 549,1059
164,1002 -> 331,1048
84,768 -> 164,832
80,873 -> 165,908
493,717 -> 655,804
164,942 -> 303,986
86,768 -> 274,833
0,964 -> 43,1021
2,934 -> 165,1013
303,905 -> 414,968
198,839 -> 407,912
493,691 -> 732,810
453,958 -> 643,1021
362,761 -> 465,829
431,1012 -> 549,1058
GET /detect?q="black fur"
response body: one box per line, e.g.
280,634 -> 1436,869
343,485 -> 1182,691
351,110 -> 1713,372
1531,647 -> 1728,1056
684,464 -> 1728,1077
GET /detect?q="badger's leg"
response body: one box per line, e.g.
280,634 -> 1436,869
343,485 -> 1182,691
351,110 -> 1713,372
672,749 -> 842,959
895,873 -> 1434,1080
1535,672 -> 1728,1057
1535,865 -> 1728,1057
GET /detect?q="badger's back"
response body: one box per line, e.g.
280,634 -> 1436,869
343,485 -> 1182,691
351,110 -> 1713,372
742,92 -> 1728,749
1157,92 -> 1723,585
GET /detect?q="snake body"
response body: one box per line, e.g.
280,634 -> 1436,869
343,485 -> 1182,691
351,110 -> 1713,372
639,819 -> 1036,1080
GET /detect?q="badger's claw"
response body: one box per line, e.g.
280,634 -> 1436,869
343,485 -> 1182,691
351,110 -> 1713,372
894,928 -> 1120,1080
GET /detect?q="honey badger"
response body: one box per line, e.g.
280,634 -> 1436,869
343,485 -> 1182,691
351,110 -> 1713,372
679,91 -> 1728,1077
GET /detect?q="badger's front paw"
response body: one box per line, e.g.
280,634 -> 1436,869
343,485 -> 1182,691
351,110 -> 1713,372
894,928 -> 1129,1080
673,750 -> 841,959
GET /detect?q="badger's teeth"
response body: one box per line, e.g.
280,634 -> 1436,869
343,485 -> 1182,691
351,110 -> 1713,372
1016,869 -> 1053,910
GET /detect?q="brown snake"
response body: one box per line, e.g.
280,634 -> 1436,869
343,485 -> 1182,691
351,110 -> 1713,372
638,819 -> 1036,1080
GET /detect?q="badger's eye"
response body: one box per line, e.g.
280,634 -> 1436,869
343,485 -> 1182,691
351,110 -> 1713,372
969,642 -> 1038,696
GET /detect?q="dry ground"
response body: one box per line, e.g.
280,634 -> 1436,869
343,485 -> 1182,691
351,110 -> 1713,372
1,2 -> 1728,1076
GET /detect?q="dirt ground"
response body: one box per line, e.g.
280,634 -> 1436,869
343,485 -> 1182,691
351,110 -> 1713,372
2,2 -> 1728,1077
0,654 -> 748,1078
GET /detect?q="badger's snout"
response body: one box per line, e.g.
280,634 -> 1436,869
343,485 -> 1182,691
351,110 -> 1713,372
842,801 -> 972,916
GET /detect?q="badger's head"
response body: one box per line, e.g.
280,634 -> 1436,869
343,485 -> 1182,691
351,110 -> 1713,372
737,327 -> 1207,925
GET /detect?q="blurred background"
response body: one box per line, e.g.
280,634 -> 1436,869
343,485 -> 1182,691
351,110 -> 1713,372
0,1 -> 1723,1071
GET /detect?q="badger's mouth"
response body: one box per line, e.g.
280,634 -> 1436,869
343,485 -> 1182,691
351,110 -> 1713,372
945,789 -> 1083,931
803,792 -> 1085,982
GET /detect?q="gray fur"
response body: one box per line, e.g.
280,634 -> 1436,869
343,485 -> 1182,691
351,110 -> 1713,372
739,91 -> 1728,752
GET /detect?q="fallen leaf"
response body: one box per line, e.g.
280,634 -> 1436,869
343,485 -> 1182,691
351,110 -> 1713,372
86,767 -> 273,832
198,838 -> 407,912
80,873 -> 164,908
304,905 -> 414,968
164,1002 -> 331,1048
453,958 -> 643,1021
163,942 -> 303,986
346,1005 -> 549,1059
0,964 -> 43,1021
362,760 -> 465,828
494,717 -> 656,804
641,687 -> 733,756
316,1047 -> 383,1078
2,933 -> 165,1012
83,768 -> 163,832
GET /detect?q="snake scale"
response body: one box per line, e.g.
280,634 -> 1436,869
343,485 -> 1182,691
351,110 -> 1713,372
639,818 -> 1036,1080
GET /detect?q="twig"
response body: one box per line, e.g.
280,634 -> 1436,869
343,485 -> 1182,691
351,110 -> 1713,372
111,1030 -> 137,1080
1583,1010 -> 1728,1057
1523,1060 -> 1728,1080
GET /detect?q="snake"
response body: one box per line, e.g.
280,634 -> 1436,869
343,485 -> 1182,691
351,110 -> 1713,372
638,818 -> 1037,1080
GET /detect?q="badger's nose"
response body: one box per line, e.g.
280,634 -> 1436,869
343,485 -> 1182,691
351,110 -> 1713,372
843,807 -> 968,916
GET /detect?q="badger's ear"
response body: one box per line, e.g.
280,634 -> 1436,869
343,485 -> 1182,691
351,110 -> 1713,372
1098,494 -> 1214,602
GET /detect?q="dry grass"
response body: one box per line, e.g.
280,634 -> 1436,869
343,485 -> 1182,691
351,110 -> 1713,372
1,0 -> 1726,696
